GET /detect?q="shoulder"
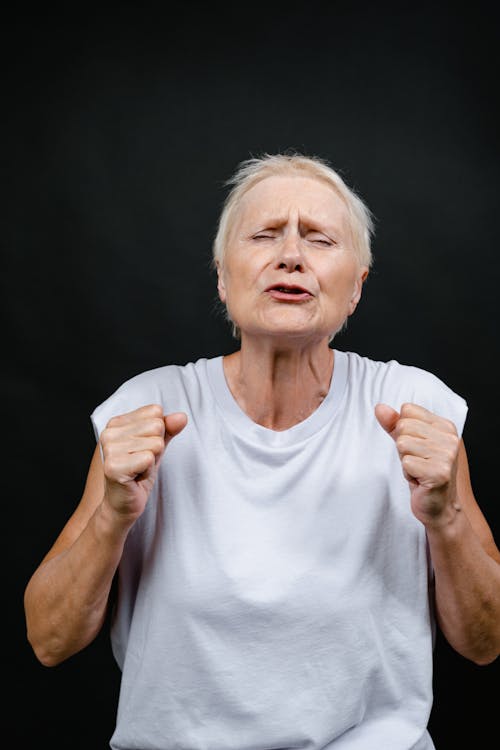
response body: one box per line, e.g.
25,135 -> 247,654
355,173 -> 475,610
90,356 -> 218,436
339,349 -> 468,435
341,348 -> 458,392
107,356 -> 216,395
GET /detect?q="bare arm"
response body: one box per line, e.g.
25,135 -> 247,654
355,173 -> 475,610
24,444 -> 128,666
376,403 -> 500,666
426,438 -> 500,665
24,407 -> 187,667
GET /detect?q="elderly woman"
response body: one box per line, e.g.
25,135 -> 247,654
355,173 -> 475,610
24,153 -> 500,750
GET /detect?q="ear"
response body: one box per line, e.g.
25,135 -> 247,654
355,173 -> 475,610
216,260 -> 226,303
347,266 -> 369,316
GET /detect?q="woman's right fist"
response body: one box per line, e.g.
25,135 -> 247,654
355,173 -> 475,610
100,405 -> 188,525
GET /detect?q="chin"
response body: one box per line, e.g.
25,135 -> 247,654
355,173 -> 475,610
245,324 -> 330,345
236,311 -> 339,344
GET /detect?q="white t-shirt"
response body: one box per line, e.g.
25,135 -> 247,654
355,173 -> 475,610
90,349 -> 468,750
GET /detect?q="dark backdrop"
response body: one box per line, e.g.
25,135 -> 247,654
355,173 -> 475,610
4,4 -> 499,748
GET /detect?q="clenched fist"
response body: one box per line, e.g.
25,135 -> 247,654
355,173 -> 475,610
100,405 -> 187,525
375,402 -> 461,528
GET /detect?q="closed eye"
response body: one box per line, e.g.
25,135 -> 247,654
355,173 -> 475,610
252,232 -> 276,240
307,233 -> 334,246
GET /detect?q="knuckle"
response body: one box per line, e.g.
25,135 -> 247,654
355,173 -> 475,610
143,450 -> 156,470
435,458 -> 451,483
400,403 -> 414,416
150,418 -> 165,436
442,417 -> 456,433
445,448 -> 457,467
401,454 -> 413,469
151,435 -> 165,452
100,426 -> 113,446
442,436 -> 459,463
396,435 -> 407,452
102,440 -> 116,457
103,456 -> 119,477
397,417 -> 411,433
145,404 -> 163,418
436,469 -> 449,486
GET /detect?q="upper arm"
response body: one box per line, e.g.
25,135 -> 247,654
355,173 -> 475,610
40,444 -> 106,565
457,438 -> 500,564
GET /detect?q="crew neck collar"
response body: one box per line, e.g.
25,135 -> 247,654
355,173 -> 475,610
206,349 -> 348,447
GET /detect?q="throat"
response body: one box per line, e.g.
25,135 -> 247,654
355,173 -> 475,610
223,347 -> 333,431
261,392 -> 328,431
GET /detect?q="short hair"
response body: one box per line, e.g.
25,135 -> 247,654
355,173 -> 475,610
212,151 -> 375,271
212,151 -> 375,340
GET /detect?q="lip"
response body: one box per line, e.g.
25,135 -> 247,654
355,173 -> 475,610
265,283 -> 313,302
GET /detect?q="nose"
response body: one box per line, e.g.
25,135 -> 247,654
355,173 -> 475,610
275,231 -> 305,272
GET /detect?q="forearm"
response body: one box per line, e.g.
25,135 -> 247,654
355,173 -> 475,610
24,500 -> 130,667
427,508 -> 500,665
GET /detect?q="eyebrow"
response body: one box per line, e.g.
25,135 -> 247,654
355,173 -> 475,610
249,215 -> 345,236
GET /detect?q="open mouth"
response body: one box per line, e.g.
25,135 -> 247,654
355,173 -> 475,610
273,286 -> 306,294
266,284 -> 312,301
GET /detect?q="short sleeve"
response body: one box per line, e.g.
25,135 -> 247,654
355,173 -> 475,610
89,363 -> 186,449
424,373 -> 468,438
378,357 -> 469,440
91,389 -> 134,443
90,375 -> 164,444
403,366 -> 468,438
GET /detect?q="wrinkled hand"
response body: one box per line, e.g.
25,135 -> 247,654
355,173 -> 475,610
375,402 -> 460,527
100,405 -> 188,525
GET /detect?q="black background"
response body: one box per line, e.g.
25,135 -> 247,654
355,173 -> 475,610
4,4 -> 499,748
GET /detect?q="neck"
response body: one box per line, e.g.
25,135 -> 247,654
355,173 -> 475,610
223,334 -> 334,431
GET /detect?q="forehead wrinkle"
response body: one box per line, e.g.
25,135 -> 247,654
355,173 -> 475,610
241,191 -> 347,218
229,175 -> 352,242
242,206 -> 350,238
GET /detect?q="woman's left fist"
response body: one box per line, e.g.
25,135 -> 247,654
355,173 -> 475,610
375,402 -> 461,527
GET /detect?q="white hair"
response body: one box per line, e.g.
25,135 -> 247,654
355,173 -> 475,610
212,151 -> 375,340
212,151 -> 374,270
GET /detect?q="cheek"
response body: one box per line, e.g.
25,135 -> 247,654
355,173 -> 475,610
226,257 -> 263,292
221,272 -> 251,311
318,265 -> 360,308
320,261 -> 356,291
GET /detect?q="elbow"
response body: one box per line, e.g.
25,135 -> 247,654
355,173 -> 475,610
25,610 -> 79,667
27,629 -> 68,668
438,602 -> 500,667
25,612 -> 61,667
26,616 -> 99,667
32,649 -> 64,669
24,590 -> 77,667
470,649 -> 499,667
456,636 -> 500,667
470,621 -> 500,666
